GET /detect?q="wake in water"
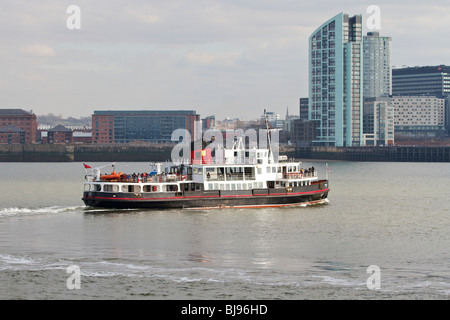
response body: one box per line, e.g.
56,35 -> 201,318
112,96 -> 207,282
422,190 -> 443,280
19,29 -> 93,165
0,206 -> 82,217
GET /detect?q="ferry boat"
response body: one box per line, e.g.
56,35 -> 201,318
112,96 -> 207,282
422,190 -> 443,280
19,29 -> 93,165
81,140 -> 330,209
82,111 -> 329,209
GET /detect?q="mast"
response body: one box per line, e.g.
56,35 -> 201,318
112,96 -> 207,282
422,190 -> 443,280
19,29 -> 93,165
264,109 -> 274,164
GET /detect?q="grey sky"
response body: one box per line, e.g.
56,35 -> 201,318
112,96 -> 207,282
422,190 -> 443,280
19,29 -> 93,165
1,0 -> 449,120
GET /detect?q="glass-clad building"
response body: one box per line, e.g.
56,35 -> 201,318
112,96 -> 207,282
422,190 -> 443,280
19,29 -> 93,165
92,110 -> 200,144
309,12 -> 363,147
363,32 -> 392,99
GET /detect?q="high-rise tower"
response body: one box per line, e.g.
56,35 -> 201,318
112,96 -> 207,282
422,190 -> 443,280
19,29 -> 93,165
363,31 -> 392,98
309,12 -> 363,147
362,31 -> 394,146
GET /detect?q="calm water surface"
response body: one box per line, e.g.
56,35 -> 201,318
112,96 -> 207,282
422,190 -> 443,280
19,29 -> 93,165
0,161 -> 449,300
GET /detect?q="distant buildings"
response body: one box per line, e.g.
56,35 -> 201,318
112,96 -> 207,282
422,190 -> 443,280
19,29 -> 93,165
202,116 -> 215,131
309,12 -> 363,147
92,110 -> 200,144
0,109 -> 37,144
261,111 -> 283,129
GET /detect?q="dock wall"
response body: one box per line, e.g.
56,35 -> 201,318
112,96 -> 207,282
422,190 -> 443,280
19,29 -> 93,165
0,144 -> 449,162
0,144 -> 173,162
289,146 -> 450,162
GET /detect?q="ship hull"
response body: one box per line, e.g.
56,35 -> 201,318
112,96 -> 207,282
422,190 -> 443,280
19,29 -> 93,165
82,181 -> 329,210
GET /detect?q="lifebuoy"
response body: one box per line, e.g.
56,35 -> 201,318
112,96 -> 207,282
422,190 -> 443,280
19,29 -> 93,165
182,175 -> 186,181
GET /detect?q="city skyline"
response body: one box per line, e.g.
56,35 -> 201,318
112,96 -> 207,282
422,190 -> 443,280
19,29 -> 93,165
1,1 -> 450,121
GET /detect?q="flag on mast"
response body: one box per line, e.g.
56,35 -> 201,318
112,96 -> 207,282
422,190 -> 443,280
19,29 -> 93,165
83,163 -> 91,169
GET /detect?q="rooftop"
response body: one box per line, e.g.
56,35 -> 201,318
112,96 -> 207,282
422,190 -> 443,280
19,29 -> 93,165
0,109 -> 34,116
93,110 -> 197,116
49,125 -> 72,132
393,65 -> 450,76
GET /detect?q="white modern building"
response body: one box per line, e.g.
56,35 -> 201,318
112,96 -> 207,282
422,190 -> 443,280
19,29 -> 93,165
391,95 -> 446,137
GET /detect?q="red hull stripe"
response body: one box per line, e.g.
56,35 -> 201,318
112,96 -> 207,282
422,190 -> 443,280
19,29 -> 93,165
86,188 -> 330,201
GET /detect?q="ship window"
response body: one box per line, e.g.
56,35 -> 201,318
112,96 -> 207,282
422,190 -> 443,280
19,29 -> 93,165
248,183 -> 252,189
144,185 -> 158,192
95,184 -> 102,191
126,185 -> 140,193
214,183 -> 219,190
208,183 -> 213,190
104,184 -> 119,192
231,184 -> 236,190
257,168 -> 262,174
166,185 -> 178,192
236,183 -> 241,190
272,167 -> 276,173
226,184 -> 230,190
266,167 -> 271,173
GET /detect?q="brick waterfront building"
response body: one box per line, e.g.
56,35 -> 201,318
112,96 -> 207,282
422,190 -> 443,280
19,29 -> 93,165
0,109 -> 37,144
92,110 -> 200,143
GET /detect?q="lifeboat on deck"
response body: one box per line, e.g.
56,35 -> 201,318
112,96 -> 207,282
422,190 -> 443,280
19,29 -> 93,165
101,171 -> 124,181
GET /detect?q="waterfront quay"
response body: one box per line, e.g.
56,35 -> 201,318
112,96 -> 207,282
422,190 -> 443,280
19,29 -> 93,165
291,146 -> 450,162
0,144 -> 449,162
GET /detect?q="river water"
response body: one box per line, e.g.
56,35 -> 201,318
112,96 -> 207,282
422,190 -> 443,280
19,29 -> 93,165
0,161 -> 449,300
